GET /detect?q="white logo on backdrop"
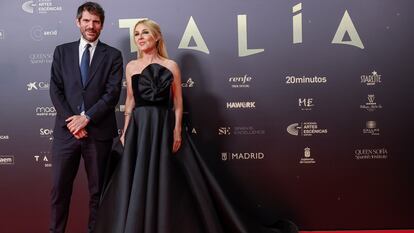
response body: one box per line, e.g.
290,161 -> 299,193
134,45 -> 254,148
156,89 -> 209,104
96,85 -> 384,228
354,148 -> 388,160
300,147 -> 316,164
22,0 -> 63,14
31,26 -> 58,41
287,122 -> 328,136
27,81 -> 50,91
229,74 -> 253,88
361,71 -> 382,86
360,94 -> 382,112
226,102 -> 256,109
221,152 -> 265,161
285,75 -> 327,84
182,78 -> 195,88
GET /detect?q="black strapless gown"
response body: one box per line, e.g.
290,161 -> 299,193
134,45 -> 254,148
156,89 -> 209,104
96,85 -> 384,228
93,63 -> 297,233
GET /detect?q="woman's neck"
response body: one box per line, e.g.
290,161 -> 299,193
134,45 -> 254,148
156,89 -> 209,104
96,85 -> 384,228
140,49 -> 160,64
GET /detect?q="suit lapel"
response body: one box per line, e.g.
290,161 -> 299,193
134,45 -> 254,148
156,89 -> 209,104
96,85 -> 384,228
85,41 -> 107,88
72,40 -> 83,88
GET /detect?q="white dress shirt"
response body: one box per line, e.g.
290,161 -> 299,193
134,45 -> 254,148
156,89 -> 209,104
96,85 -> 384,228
79,36 -> 98,66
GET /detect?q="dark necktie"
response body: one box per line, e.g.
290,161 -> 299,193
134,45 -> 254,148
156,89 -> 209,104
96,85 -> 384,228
80,43 -> 91,86
80,43 -> 91,112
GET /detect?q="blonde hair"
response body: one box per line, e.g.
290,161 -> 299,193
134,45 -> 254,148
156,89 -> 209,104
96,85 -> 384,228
134,19 -> 169,59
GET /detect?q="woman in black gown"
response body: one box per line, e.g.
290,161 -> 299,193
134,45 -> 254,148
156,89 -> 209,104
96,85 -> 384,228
93,19 -> 298,233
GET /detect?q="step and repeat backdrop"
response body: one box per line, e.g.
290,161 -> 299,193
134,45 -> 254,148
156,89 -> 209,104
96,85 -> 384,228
1,0 -> 413,232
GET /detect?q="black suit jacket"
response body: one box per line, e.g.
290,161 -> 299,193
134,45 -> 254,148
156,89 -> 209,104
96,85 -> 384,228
50,40 -> 123,140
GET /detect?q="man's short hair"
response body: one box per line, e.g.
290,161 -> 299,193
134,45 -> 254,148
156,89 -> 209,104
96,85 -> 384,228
76,2 -> 105,24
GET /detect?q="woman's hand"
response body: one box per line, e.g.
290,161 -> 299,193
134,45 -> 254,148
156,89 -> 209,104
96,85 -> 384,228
172,128 -> 182,153
120,134 -> 125,146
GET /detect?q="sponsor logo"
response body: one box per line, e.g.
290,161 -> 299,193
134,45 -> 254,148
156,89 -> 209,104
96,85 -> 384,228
29,53 -> 53,64
35,106 -> 56,117
287,122 -> 328,136
0,30 -> 4,40
27,81 -> 50,91
298,98 -> 314,111
226,101 -> 256,109
22,0 -> 63,14
182,78 -> 195,88
363,121 -> 380,136
185,126 -> 197,134
361,71 -> 381,86
22,0 -> 36,13
229,74 -> 252,88
300,147 -> 316,164
0,155 -> 14,165
221,152 -> 265,161
34,151 -> 52,167
0,135 -> 10,140
360,94 -> 382,112
354,148 -> 388,160
218,127 -> 231,135
31,26 -> 58,41
285,75 -> 327,84
233,126 -> 265,135
122,80 -> 127,88
40,128 -> 53,141
218,126 -> 265,135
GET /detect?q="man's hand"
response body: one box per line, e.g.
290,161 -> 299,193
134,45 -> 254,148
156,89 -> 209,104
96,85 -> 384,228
73,128 -> 88,139
66,115 -> 90,134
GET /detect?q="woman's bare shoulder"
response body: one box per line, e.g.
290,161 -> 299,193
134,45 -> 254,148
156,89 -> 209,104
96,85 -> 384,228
161,58 -> 179,74
126,59 -> 144,76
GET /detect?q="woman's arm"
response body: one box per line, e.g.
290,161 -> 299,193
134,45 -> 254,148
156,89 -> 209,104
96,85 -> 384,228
170,61 -> 183,153
120,62 -> 136,145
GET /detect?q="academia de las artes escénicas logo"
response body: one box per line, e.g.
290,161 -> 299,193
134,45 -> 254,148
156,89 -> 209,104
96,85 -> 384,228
287,122 -> 328,136
22,0 -> 63,14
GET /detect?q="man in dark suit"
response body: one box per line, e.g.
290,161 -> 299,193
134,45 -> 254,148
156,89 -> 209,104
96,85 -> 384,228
49,2 -> 123,233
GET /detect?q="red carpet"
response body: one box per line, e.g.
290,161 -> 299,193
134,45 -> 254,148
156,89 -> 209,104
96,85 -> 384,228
301,231 -> 414,233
